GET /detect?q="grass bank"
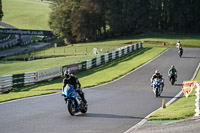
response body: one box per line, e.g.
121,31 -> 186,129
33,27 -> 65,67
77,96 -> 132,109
1,32 -> 200,76
2,0 -> 50,30
0,54 -> 100,76
0,47 -> 166,102
148,68 -> 200,120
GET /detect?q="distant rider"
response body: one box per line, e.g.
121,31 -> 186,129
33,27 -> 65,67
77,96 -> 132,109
62,70 -> 87,104
176,40 -> 182,49
168,65 -> 177,81
151,70 -> 164,89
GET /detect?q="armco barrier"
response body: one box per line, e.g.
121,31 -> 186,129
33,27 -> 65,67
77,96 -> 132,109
195,82 -> 200,116
12,74 -> 25,88
35,67 -> 62,82
24,72 -> 36,86
0,75 -> 12,92
0,42 -> 143,93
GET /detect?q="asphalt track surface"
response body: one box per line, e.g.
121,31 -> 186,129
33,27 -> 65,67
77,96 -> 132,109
0,48 -> 200,133
133,117 -> 200,133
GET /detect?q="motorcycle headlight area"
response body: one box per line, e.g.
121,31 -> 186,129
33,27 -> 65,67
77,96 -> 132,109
65,85 -> 71,90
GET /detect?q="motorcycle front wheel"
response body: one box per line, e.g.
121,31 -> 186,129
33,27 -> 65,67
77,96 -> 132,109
156,87 -> 159,97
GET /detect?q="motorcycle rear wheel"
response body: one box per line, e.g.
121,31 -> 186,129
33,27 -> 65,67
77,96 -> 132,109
170,78 -> 175,85
80,103 -> 88,114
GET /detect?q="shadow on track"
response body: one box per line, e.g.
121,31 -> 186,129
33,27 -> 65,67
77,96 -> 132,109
174,83 -> 182,86
159,95 -> 182,99
76,113 -> 144,120
181,56 -> 198,59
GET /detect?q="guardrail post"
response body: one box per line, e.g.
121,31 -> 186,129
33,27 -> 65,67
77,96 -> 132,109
108,53 -> 112,61
12,73 -> 25,88
115,50 -> 119,58
195,82 -> 200,116
81,61 -> 87,71
92,58 -> 97,68
101,55 -> 105,64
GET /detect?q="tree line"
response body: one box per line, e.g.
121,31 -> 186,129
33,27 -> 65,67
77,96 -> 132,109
49,0 -> 200,44
0,0 -> 3,21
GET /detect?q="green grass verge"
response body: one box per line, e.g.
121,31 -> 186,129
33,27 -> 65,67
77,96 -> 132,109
148,68 -> 200,120
1,32 -> 200,76
2,0 -> 50,30
0,47 -> 166,102
0,54 -> 100,76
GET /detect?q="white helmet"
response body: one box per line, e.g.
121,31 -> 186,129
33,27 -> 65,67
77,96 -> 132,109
155,70 -> 160,75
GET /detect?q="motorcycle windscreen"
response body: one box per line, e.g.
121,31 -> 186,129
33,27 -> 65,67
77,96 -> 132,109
64,84 -> 74,96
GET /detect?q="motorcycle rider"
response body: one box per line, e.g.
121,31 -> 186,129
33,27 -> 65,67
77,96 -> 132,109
151,70 -> 164,89
176,40 -> 182,49
168,65 -> 177,81
62,70 -> 87,104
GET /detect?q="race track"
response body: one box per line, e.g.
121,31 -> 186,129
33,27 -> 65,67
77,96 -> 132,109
0,48 -> 200,133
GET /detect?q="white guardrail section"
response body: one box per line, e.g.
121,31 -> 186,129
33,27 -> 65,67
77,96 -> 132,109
0,42 -> 143,92
194,62 -> 200,116
0,75 -> 12,92
24,72 -> 36,86
35,67 -> 62,82
195,82 -> 200,116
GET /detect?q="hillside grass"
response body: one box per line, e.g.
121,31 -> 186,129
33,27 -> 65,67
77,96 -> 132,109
0,47 -> 166,102
2,0 -> 50,30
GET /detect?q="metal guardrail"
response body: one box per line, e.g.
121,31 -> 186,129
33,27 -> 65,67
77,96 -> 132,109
0,42 -> 143,93
195,82 -> 200,116
194,63 -> 200,116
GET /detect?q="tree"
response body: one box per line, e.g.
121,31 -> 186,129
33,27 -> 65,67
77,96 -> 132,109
48,0 -> 80,44
70,0 -> 106,41
107,0 -> 149,35
0,0 -> 3,21
107,0 -> 124,35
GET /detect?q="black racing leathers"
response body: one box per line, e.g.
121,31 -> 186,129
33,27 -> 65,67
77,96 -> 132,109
63,75 -> 87,104
151,74 -> 164,87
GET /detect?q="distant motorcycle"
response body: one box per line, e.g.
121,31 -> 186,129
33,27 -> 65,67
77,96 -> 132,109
169,73 -> 176,85
62,84 -> 87,116
152,78 -> 163,97
178,47 -> 183,57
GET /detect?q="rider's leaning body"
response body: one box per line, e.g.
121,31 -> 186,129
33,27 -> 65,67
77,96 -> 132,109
151,70 -> 164,87
168,65 -> 177,80
176,40 -> 182,49
62,70 -> 87,104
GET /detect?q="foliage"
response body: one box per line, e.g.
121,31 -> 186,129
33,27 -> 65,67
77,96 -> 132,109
49,0 -> 79,43
49,0 -> 200,44
0,0 -> 3,21
49,0 -> 106,43
70,0 -> 106,42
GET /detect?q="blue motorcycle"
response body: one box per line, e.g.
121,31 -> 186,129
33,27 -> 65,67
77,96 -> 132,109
63,84 -> 87,116
153,78 -> 163,97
